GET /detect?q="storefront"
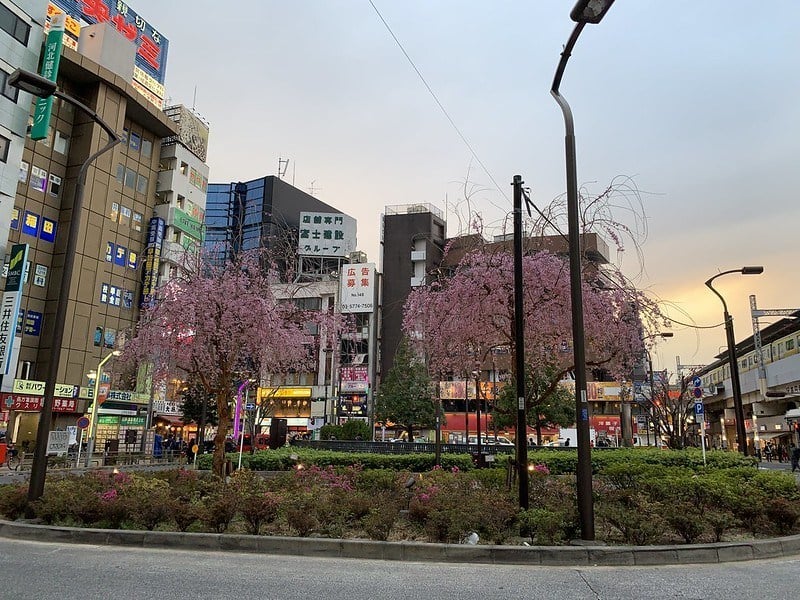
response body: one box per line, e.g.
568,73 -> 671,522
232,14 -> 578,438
1,392 -> 87,449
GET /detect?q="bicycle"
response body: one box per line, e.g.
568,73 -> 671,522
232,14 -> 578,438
4,447 -> 22,471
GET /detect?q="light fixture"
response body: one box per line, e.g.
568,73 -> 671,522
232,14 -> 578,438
571,0 -> 616,24
8,68 -> 57,97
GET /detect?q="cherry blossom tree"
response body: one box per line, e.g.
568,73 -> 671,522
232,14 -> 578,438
403,246 -> 664,422
123,251 -> 327,477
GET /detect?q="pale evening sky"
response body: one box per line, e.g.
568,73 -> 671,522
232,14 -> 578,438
131,1 -> 800,376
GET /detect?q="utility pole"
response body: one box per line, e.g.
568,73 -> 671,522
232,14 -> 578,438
512,175 -> 529,510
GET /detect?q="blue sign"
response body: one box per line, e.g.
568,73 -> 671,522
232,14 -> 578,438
693,387 -> 703,398
40,217 -> 57,243
694,402 -> 704,416
24,310 -> 42,336
22,211 -> 39,237
692,376 -> 702,388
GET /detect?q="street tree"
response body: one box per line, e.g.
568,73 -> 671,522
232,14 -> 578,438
492,365 -> 575,445
375,337 -> 436,441
403,247 -> 661,401
123,251 -> 321,477
640,372 -> 699,449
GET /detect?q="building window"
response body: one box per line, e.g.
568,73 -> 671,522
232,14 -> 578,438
136,173 -> 148,194
124,167 -> 136,188
0,4 -> 31,45
48,174 -> 61,196
29,166 -> 47,191
53,130 -> 69,154
129,132 -> 140,152
116,163 -> 124,183
109,202 -> 119,221
787,339 -> 795,351
18,160 -> 28,182
180,162 -> 188,175
0,134 -> 9,162
0,70 -> 19,102
141,138 -> 152,158
132,212 -> 143,232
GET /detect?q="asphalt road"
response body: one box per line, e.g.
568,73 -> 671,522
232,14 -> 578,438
2,538 -> 799,600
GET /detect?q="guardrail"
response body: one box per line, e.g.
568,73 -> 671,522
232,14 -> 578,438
291,440 -> 576,455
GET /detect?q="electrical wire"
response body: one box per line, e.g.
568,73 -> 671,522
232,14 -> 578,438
367,0 -> 509,202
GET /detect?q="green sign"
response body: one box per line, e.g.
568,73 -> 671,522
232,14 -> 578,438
120,416 -> 146,426
4,244 -> 29,292
30,14 -> 65,141
97,415 -> 120,425
172,207 -> 204,241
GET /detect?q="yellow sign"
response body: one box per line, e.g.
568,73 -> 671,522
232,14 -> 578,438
257,387 -> 312,401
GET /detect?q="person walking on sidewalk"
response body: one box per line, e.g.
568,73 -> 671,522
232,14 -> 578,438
791,443 -> 800,473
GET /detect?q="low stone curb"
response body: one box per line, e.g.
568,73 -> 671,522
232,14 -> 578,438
2,519 -> 800,566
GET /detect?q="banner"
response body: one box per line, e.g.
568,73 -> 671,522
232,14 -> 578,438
31,13 -> 65,140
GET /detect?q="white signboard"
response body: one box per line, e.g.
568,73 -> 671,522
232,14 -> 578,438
340,263 -> 375,314
47,430 -> 70,455
298,212 -> 356,257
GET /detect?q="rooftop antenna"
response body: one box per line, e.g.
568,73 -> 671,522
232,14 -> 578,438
192,86 -> 197,110
309,180 -> 321,196
278,157 -> 289,179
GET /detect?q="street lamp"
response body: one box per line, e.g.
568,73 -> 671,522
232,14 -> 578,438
705,266 -> 764,455
550,0 -> 615,542
85,350 -> 121,467
9,68 -> 122,501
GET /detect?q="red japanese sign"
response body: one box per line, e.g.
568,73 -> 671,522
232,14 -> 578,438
0,394 -> 78,412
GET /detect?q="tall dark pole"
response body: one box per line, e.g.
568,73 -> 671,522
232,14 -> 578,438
550,0 -> 614,540
705,267 -> 764,456
512,175 -> 529,510
21,85 -> 120,501
550,5 -> 612,538
475,372 -> 482,466
648,351 -> 658,446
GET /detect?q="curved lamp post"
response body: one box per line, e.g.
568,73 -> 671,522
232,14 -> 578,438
550,0 -> 615,542
705,266 -> 764,455
9,68 -> 122,501
85,350 -> 121,467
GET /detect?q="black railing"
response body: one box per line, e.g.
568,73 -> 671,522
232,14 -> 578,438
290,440 -> 577,455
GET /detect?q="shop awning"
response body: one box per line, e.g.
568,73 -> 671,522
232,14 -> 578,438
756,432 -> 789,441
154,416 -> 191,427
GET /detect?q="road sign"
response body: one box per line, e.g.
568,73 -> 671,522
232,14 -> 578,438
692,376 -> 702,388
76,416 -> 90,429
245,403 -> 255,410
693,387 -> 703,398
695,402 -> 704,416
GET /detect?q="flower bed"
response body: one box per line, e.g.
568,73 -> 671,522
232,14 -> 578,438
1,449 -> 797,545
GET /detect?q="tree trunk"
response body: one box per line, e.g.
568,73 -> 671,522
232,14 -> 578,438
212,391 -> 230,478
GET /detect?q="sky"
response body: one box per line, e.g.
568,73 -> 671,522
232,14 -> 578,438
131,1 -> 800,376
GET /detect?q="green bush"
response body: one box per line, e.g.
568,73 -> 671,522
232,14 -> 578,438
0,484 -> 28,520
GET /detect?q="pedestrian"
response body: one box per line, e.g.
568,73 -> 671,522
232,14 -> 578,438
765,442 -> 773,462
791,444 -> 800,473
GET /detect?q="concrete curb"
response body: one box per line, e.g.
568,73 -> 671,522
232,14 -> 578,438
2,519 -> 800,565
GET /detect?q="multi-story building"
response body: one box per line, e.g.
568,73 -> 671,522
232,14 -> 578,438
153,104 -> 209,286
0,5 -> 178,450
696,310 -> 800,452
0,0 -> 47,262
204,175 -> 378,436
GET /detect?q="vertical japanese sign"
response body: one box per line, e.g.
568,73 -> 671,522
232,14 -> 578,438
30,13 -> 65,141
340,263 -> 375,313
139,217 -> 165,308
0,244 -> 30,391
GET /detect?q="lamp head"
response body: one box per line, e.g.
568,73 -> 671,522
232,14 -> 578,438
571,0 -> 615,24
111,350 -> 122,357
741,266 -> 764,275
659,332 -> 674,339
8,68 -> 57,97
